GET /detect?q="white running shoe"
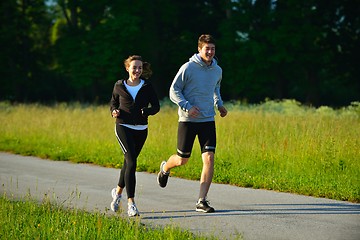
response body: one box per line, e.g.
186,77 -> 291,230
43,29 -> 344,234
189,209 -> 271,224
110,188 -> 122,212
127,203 -> 140,217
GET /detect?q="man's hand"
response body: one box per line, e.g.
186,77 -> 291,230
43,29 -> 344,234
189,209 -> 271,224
218,106 -> 228,117
188,106 -> 200,118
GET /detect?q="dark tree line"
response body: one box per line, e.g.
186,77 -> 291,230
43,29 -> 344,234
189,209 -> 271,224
0,0 -> 359,106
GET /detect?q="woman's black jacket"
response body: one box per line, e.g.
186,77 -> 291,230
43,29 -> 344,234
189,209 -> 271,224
110,79 -> 160,125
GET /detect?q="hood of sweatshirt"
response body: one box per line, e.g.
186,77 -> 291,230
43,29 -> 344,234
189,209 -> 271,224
189,54 -> 218,69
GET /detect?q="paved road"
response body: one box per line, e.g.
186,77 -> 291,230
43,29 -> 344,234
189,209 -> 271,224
1,152 -> 359,240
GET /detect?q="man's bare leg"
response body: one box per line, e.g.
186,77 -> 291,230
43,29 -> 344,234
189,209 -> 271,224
199,151 -> 214,199
163,154 -> 189,173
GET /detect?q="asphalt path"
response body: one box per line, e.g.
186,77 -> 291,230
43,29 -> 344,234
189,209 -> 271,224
1,152 -> 359,240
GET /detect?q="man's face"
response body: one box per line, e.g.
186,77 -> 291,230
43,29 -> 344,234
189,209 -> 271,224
198,43 -> 215,65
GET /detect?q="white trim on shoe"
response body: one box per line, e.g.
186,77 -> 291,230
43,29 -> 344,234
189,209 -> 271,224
110,188 -> 122,212
127,203 -> 140,217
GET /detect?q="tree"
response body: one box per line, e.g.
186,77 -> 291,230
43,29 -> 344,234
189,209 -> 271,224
218,0 -> 359,106
1,0 -> 358,106
0,0 -> 53,101
52,0 -> 144,101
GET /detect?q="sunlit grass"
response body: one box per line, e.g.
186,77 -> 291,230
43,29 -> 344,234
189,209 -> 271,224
0,193 -> 214,240
213,110 -> 359,201
0,100 -> 359,202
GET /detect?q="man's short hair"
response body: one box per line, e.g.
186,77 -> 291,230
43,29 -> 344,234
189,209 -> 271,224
198,34 -> 216,48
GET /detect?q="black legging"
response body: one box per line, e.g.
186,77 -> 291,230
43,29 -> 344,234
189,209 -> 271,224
115,124 -> 148,199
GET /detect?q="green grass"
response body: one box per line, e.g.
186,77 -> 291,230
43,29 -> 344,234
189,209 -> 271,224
0,100 -> 359,202
0,193 -> 214,240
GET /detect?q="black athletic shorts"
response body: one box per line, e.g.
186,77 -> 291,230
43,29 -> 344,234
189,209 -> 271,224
176,121 -> 216,158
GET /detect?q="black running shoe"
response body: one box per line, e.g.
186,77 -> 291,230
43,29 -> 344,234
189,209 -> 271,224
157,161 -> 169,188
196,200 -> 215,213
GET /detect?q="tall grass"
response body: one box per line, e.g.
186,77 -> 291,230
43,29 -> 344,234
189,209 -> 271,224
0,100 -> 359,202
0,193 -> 213,240
213,103 -> 359,201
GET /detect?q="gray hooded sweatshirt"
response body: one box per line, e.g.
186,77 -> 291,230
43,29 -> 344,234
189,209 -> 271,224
169,53 -> 224,122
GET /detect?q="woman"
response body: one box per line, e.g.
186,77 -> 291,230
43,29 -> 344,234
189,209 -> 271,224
110,55 -> 160,216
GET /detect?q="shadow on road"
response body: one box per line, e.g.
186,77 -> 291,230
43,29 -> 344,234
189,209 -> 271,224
141,203 -> 360,220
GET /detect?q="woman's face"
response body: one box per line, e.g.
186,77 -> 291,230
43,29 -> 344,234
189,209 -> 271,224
127,60 -> 143,80
198,43 -> 215,65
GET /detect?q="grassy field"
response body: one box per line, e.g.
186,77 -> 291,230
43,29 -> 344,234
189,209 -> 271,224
0,193 -> 215,240
0,100 -> 359,203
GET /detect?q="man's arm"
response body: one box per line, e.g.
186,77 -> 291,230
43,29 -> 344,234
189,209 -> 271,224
169,65 -> 193,112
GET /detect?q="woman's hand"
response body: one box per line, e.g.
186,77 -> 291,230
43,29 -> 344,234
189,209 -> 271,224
112,109 -> 120,118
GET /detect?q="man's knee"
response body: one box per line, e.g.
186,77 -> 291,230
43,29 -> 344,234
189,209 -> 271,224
175,156 -> 189,166
202,152 -> 214,164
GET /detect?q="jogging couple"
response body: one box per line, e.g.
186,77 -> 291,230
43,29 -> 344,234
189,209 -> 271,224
109,34 -> 228,217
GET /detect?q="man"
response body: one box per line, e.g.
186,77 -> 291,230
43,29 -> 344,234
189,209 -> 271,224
157,34 -> 228,213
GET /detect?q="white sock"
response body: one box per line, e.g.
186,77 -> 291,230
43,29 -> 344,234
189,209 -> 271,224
161,163 -> 169,174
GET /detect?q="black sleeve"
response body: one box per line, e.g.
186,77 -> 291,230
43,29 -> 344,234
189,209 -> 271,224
142,84 -> 160,116
109,83 -> 120,114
